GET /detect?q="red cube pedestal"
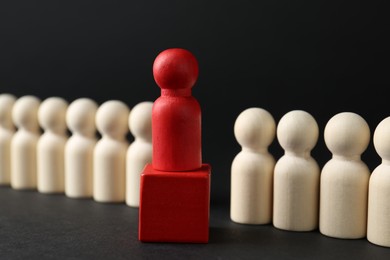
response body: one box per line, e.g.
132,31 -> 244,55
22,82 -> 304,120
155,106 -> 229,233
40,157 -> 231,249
139,163 -> 211,243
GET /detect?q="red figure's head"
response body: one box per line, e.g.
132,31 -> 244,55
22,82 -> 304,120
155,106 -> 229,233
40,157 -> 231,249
153,48 -> 199,91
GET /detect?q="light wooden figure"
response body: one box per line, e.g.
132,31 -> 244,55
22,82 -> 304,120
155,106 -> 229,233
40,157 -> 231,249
11,95 -> 41,189
37,97 -> 69,194
0,94 -> 17,185
65,98 -> 98,198
273,110 -> 320,231
230,107 -> 276,224
126,101 -> 153,207
367,116 -> 390,247
94,100 -> 129,203
319,112 -> 370,239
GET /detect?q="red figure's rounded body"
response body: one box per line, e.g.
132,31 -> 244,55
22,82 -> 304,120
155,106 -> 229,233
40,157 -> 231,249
152,48 -> 202,171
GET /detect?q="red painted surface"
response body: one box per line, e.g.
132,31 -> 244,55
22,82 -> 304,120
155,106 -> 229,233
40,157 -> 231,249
153,48 -> 198,90
139,48 -> 211,243
139,163 -> 211,243
152,48 -> 202,171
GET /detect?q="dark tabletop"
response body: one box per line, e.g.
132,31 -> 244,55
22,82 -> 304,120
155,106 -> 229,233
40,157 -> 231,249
1,186 -> 389,260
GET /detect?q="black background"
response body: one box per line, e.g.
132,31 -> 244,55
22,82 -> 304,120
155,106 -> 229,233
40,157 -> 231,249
1,1 -> 390,259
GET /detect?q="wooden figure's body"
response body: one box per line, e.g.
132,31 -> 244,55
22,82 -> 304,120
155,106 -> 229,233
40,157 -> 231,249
65,98 -> 98,198
11,95 -> 41,190
37,97 -> 68,194
152,93 -> 201,171
94,139 -> 127,202
273,110 -> 320,231
273,156 -> 320,230
319,112 -> 370,239
126,101 -> 153,207
93,100 -> 129,203
367,116 -> 390,247
0,94 -> 16,185
66,135 -> 96,198
230,107 -> 276,225
139,48 -> 211,243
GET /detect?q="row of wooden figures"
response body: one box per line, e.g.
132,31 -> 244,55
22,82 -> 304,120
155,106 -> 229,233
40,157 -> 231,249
0,93 -> 152,208
231,108 -> 390,248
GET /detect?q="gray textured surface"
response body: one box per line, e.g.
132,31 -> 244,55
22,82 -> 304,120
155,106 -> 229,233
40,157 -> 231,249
1,187 -> 389,259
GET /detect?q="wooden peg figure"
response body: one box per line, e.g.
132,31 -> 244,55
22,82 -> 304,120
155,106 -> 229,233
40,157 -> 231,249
37,97 -> 69,193
151,48 -> 201,171
94,100 -> 130,203
319,112 -> 370,239
0,94 -> 17,185
367,116 -> 390,247
126,101 -> 153,207
11,95 -> 41,189
65,98 -> 98,198
230,107 -> 276,225
273,110 -> 320,231
139,48 -> 211,243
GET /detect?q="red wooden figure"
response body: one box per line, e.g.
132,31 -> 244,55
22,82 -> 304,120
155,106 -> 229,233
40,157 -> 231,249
138,48 -> 211,243
152,48 -> 202,171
